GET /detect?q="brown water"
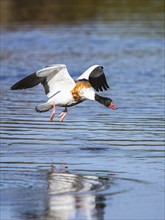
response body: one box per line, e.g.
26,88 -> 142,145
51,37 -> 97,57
0,0 -> 165,220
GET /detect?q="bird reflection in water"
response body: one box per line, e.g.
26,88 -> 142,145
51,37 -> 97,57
45,165 -> 107,220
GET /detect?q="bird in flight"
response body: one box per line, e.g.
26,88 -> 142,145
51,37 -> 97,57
11,64 -> 117,121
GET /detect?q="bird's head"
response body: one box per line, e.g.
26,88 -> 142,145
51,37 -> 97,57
95,94 -> 117,110
106,98 -> 117,110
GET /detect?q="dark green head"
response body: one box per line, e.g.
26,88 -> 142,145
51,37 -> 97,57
95,94 -> 117,110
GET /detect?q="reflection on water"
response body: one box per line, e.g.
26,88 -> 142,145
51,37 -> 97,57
46,170 -> 108,220
1,0 -> 164,219
1,167 -> 114,220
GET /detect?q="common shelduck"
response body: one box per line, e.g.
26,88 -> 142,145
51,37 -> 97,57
11,64 -> 117,121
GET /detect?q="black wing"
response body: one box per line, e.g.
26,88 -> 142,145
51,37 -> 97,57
11,72 -> 45,90
77,65 -> 110,92
89,66 -> 109,92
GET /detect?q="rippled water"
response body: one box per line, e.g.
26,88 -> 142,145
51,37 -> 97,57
1,1 -> 165,220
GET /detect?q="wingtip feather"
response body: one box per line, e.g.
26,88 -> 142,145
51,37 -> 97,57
10,72 -> 44,91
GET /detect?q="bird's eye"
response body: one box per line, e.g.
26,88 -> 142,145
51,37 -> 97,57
100,66 -> 104,69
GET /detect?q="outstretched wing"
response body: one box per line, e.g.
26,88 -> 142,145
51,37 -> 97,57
77,65 -> 109,92
11,64 -> 75,98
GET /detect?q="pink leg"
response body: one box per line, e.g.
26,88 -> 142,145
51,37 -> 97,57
59,107 -> 68,122
50,103 -> 56,122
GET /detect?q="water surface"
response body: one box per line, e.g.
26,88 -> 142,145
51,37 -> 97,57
0,0 -> 164,220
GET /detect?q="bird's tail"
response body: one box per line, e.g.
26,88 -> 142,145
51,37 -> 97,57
35,102 -> 52,113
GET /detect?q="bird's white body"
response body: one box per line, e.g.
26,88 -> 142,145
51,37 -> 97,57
45,82 -> 95,110
48,90 -> 77,107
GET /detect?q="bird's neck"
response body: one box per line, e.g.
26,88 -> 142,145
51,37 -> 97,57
95,94 -> 108,106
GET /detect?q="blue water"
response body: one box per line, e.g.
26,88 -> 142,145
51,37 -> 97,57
0,1 -> 164,220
